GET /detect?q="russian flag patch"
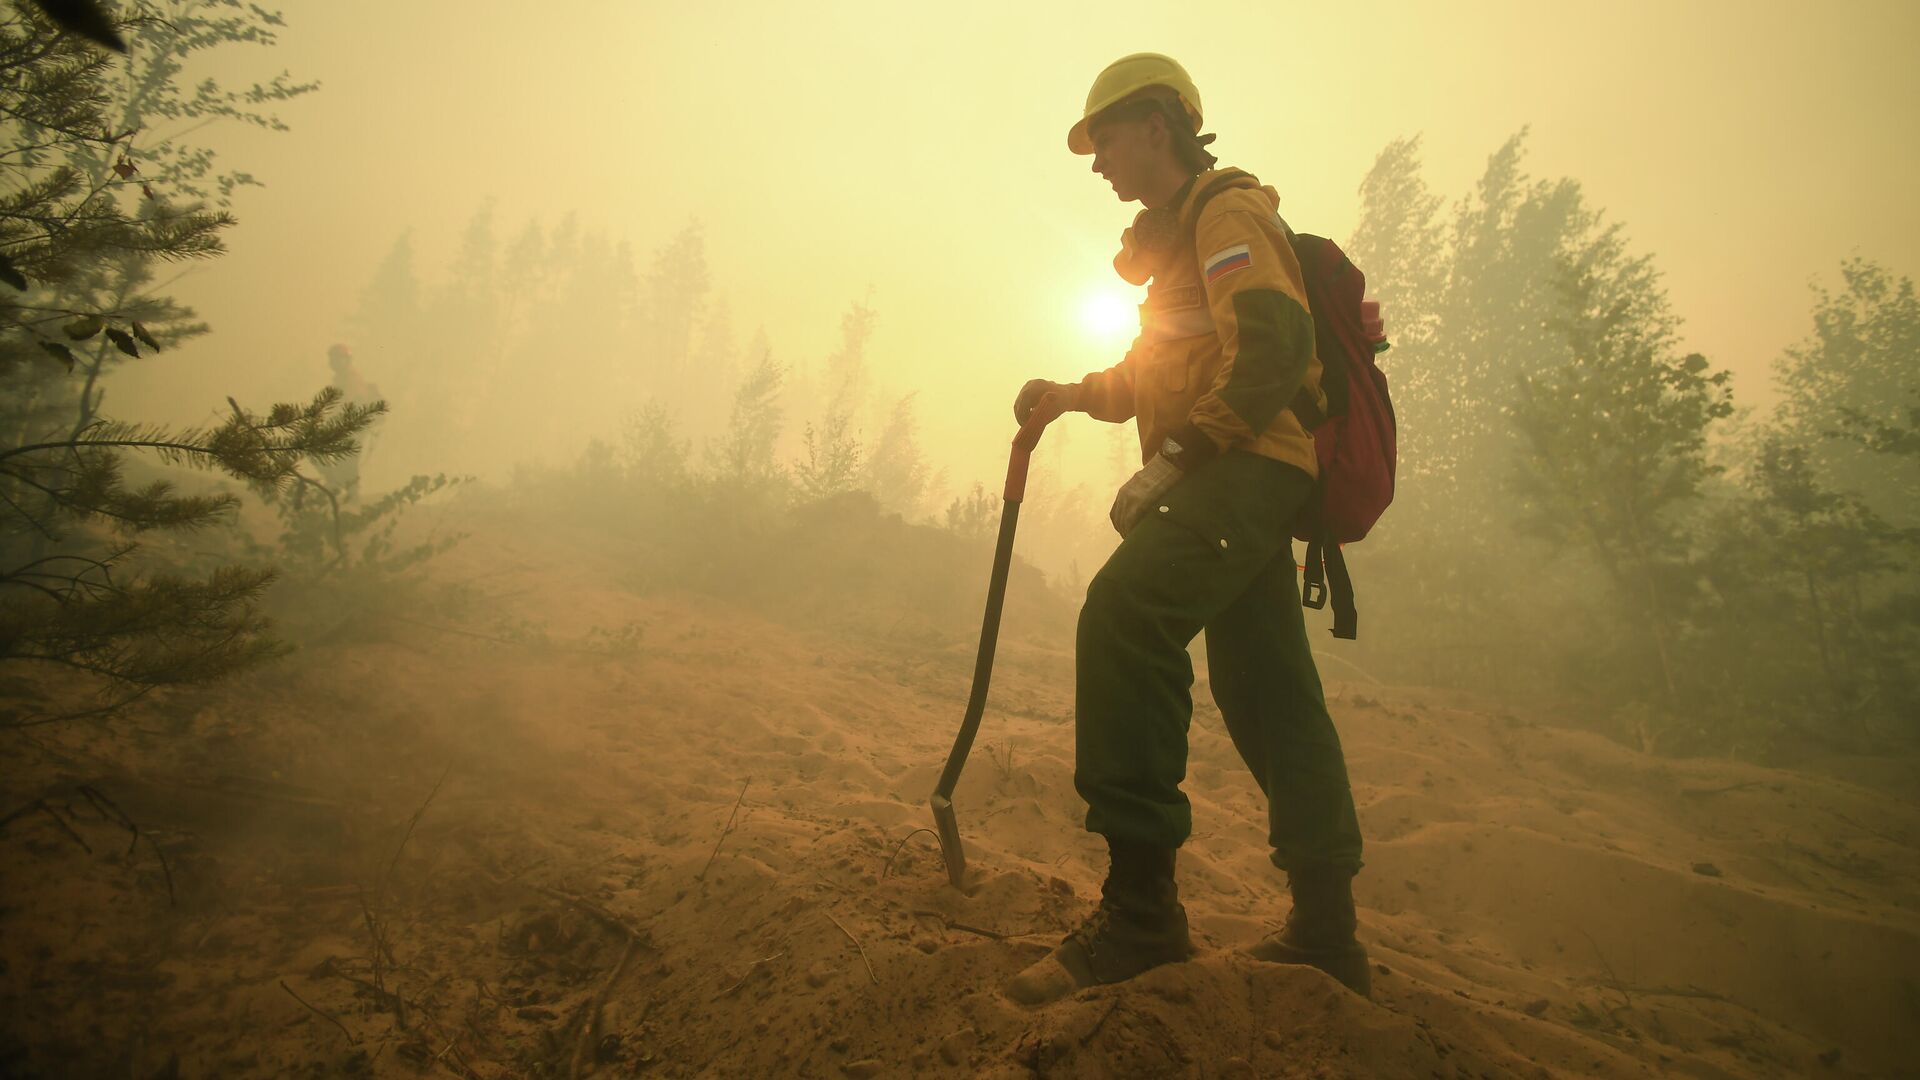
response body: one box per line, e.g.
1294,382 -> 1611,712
1204,243 -> 1252,284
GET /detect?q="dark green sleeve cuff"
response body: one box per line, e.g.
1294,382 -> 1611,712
1162,419 -> 1221,472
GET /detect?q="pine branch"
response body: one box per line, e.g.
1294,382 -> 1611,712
0,4 -> 325,728
0,564 -> 287,699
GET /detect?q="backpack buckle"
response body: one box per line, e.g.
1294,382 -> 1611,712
1302,578 -> 1327,609
1302,536 -> 1329,609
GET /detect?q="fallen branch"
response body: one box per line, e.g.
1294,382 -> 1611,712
50,803 -> 93,853
569,935 -> 641,1080
532,885 -> 650,942
1080,999 -> 1120,1045
698,778 -> 751,882
1,795 -> 97,855
357,886 -> 400,1027
380,764 -> 452,898
713,950 -> 785,1000
147,831 -> 175,905
280,979 -> 359,1045
63,786 -> 174,904
409,998 -> 481,1080
360,764 -> 452,1034
522,885 -> 653,1080
908,908 -> 1006,940
1577,928 -> 1632,1010
316,956 -> 410,1014
883,828 -> 940,878
0,798 -> 42,832
76,785 -> 136,854
826,910 -> 877,985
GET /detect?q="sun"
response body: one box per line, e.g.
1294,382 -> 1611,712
1080,289 -> 1138,341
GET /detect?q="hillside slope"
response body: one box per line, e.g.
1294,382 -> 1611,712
2,514 -> 1915,1079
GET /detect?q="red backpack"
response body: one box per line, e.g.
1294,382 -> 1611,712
1189,178 -> 1398,639
1285,234 -> 1396,639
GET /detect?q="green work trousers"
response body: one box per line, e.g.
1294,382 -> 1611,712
1075,450 -> 1364,874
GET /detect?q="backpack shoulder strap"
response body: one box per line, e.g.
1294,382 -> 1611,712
1184,171 -> 1268,240
1185,178 -> 1328,431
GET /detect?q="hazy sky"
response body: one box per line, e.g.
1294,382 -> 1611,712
122,0 -> 1920,493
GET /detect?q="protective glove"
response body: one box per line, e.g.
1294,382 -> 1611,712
1014,379 -> 1076,424
1109,452 -> 1184,537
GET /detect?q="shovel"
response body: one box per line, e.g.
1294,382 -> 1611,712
929,391 -> 1066,892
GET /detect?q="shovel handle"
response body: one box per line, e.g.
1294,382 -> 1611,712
931,393 -> 1067,807
1005,393 -> 1066,502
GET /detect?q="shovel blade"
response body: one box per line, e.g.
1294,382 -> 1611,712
929,792 -> 969,892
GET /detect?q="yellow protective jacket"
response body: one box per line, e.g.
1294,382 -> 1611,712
1071,168 -> 1324,479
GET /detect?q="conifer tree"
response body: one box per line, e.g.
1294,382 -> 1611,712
0,3 -> 376,722
792,300 -> 874,500
795,411 -> 862,500
863,392 -> 930,516
711,347 -> 785,484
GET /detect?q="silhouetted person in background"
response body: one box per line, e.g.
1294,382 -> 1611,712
322,343 -> 381,500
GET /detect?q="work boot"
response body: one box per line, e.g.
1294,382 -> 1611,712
1003,838 -> 1192,1005
1246,864 -> 1371,997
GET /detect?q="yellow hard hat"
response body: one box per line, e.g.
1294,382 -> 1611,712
1068,52 -> 1203,156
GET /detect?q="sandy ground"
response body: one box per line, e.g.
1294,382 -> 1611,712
3,516 -> 1917,1079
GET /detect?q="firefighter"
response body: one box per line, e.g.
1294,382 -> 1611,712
1004,53 -> 1369,1004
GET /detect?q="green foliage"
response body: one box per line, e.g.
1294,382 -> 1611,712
711,349 -> 786,483
0,0 -> 312,394
0,3 -> 389,721
511,436 -> 1067,643
0,565 -> 286,722
1,387 -> 385,709
98,1 -> 319,207
944,482 -> 998,540
864,393 -> 932,516
1346,131 -> 1604,695
1345,130 -> 1916,755
248,471 -> 463,577
618,400 -> 692,493
1507,214 -> 1734,708
218,470 -> 467,640
1773,257 -> 1920,527
795,410 -> 862,500
1696,440 -> 1907,742
1345,135 -> 1444,354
